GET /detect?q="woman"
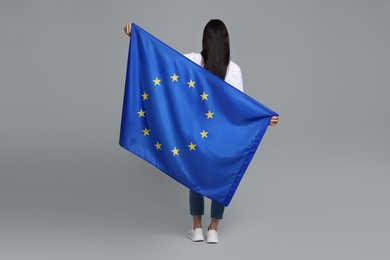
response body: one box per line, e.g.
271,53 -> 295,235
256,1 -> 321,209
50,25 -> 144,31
124,20 -> 279,244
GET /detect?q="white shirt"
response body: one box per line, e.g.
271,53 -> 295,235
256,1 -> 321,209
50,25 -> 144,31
184,52 -> 244,92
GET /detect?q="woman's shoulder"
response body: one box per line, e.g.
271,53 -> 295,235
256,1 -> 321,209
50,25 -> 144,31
228,59 -> 241,73
225,59 -> 243,92
184,52 -> 241,72
183,52 -> 202,65
226,60 -> 242,81
183,52 -> 201,58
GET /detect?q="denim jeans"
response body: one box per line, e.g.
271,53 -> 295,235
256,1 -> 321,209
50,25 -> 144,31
189,189 -> 225,220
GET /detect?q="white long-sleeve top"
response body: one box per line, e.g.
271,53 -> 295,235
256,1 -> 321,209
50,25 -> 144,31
184,52 -> 244,93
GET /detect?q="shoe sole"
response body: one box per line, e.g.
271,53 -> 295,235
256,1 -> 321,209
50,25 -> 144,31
186,234 -> 204,242
187,237 -> 204,242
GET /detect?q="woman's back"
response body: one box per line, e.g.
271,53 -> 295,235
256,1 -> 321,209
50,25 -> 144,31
184,52 -> 244,93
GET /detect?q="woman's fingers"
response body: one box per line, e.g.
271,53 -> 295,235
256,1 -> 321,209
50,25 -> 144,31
123,23 -> 132,36
269,116 -> 279,126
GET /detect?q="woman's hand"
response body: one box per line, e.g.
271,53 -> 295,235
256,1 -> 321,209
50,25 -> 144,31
124,23 -> 132,36
269,116 -> 279,126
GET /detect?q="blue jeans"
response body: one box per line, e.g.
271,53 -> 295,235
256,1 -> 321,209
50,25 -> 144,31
189,189 -> 225,220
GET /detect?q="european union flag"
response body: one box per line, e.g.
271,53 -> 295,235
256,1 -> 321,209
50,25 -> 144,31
119,23 -> 278,206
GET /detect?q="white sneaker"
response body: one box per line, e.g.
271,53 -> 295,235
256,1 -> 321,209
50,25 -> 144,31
187,227 -> 204,242
206,229 -> 220,244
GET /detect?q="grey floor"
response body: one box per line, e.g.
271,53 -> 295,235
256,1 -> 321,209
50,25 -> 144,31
1,135 -> 389,260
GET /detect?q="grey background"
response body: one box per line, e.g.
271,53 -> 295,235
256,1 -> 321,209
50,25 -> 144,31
1,0 -> 389,259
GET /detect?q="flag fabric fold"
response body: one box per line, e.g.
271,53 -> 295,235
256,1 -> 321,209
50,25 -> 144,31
119,23 -> 278,206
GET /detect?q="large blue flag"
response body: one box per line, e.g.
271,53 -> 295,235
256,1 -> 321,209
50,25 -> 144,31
119,23 -> 278,206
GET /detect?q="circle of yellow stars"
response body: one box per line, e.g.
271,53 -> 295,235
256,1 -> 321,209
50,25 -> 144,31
135,73 -> 215,157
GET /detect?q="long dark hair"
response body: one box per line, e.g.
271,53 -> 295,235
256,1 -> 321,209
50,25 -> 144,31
201,19 -> 230,80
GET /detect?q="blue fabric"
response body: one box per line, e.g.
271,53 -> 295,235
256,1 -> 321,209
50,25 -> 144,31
119,23 -> 278,206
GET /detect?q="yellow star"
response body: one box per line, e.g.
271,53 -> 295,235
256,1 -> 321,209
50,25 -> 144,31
153,77 -> 161,86
170,73 -> 179,82
188,142 -> 196,151
137,108 -> 146,117
187,79 -> 196,88
205,110 -> 214,119
142,92 -> 149,100
142,127 -> 150,136
200,130 -> 208,138
171,147 -> 180,156
200,92 -> 208,100
155,142 -> 162,150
